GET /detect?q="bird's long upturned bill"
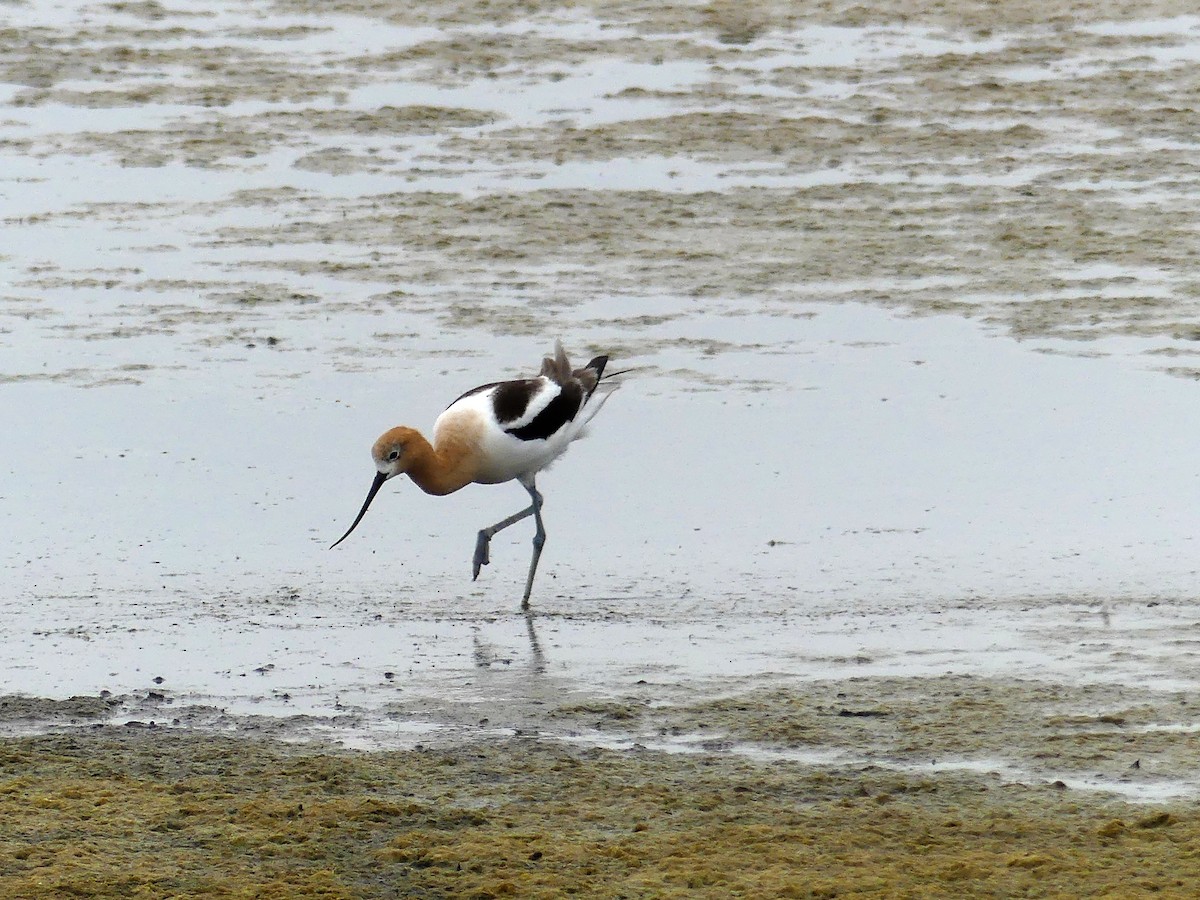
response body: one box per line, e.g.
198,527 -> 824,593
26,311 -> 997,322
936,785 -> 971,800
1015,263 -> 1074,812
330,470 -> 387,549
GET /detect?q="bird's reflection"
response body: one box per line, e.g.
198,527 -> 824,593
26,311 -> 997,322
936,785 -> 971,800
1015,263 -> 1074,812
523,609 -> 547,675
471,609 -> 546,676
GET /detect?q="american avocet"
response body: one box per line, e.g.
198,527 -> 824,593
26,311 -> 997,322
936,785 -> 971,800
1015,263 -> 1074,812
331,342 -> 616,609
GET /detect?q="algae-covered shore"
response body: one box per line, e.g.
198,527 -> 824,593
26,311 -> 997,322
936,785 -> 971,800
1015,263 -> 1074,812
4,666 -> 1200,897
3,728 -> 1198,899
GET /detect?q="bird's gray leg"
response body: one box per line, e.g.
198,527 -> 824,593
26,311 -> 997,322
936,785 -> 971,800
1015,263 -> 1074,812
520,481 -> 546,611
473,495 -> 536,580
472,480 -> 546,609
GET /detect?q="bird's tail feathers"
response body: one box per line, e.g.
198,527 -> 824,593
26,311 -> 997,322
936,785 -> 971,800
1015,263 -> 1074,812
541,340 -> 573,384
577,381 -> 618,432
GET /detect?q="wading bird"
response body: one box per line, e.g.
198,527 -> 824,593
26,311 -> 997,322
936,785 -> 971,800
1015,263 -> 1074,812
331,342 -> 616,609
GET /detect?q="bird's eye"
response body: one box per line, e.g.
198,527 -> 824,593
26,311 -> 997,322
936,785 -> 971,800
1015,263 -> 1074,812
387,450 -> 400,461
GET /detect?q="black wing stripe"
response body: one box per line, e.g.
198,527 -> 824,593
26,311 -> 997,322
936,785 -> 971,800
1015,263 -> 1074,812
507,382 -> 583,441
491,379 -> 546,425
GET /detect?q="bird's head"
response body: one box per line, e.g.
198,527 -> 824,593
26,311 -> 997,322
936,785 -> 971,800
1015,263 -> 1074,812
330,426 -> 421,550
371,426 -> 421,480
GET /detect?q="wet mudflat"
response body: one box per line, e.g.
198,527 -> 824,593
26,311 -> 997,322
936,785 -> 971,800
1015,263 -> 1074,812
5,0 -> 1200,895
6,1 -> 1200,373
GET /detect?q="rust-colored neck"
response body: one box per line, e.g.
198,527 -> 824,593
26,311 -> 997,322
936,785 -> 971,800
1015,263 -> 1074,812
403,430 -> 476,496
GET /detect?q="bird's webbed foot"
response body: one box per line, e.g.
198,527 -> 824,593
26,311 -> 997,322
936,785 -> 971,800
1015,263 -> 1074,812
472,530 -> 491,580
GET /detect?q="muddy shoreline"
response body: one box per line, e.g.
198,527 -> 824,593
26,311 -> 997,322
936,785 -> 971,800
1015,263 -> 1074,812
2,726 -> 1198,898
5,654 -> 1198,896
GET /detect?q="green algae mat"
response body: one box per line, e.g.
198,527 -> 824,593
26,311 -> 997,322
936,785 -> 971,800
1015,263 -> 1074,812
0,730 -> 1197,898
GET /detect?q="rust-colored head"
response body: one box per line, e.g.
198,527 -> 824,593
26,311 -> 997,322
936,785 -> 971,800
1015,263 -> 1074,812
371,426 -> 422,479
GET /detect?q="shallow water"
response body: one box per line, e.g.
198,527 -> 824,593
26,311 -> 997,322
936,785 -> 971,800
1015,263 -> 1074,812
4,0 -> 1200,808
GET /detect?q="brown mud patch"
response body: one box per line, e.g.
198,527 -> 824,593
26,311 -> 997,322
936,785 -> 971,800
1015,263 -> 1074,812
383,671 -> 1200,799
1,728 -> 1199,898
0,695 -> 121,727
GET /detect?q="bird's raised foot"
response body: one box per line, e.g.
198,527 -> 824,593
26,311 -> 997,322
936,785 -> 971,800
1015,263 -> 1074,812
472,531 -> 491,580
